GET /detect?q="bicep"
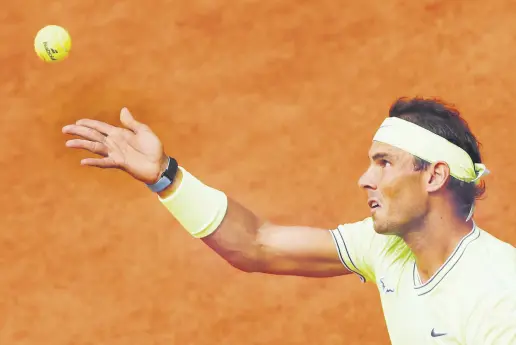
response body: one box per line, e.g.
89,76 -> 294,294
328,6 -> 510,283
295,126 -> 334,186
255,222 -> 353,277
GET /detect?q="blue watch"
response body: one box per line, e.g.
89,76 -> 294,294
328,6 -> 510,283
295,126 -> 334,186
146,156 -> 179,193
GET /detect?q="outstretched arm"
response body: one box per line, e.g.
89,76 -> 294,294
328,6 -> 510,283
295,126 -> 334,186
62,108 -> 351,278
169,171 -> 347,276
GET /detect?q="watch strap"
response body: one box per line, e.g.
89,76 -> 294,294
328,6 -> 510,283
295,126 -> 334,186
146,156 -> 178,193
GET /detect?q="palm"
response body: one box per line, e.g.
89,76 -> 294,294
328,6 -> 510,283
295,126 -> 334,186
62,108 -> 167,185
104,127 -> 163,181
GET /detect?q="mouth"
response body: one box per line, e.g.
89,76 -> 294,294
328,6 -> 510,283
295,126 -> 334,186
368,199 -> 381,212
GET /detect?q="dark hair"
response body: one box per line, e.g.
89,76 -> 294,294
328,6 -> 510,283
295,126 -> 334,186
388,97 -> 486,219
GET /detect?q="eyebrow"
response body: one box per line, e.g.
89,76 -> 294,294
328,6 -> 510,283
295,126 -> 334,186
371,152 -> 392,161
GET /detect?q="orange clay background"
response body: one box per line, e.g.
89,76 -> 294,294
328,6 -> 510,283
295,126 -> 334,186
2,1 -> 516,344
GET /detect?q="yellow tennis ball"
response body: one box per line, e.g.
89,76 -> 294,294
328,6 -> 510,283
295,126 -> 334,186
34,25 -> 72,62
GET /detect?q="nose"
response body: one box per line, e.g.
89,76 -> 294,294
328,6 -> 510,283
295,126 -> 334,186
358,166 -> 377,190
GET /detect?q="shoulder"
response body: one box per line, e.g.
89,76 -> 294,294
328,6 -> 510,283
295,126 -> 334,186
465,226 -> 516,282
331,217 -> 414,268
461,227 -> 516,344
331,217 -> 388,250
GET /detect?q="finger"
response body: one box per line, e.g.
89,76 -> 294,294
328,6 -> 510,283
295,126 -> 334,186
65,139 -> 109,156
74,119 -> 116,136
120,108 -> 150,134
80,157 -> 119,168
62,125 -> 106,143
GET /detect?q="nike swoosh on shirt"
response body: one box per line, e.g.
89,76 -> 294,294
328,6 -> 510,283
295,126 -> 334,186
431,329 -> 447,337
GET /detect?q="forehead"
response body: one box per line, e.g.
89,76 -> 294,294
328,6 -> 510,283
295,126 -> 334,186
368,141 -> 413,160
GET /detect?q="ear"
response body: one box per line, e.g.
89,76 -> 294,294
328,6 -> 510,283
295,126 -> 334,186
425,161 -> 450,192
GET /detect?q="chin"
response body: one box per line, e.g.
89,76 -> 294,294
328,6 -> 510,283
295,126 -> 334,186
372,221 -> 390,234
372,216 -> 398,235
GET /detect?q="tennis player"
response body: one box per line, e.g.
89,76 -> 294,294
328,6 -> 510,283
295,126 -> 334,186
62,97 -> 516,344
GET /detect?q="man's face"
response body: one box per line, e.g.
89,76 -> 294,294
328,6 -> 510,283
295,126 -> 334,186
358,142 -> 429,235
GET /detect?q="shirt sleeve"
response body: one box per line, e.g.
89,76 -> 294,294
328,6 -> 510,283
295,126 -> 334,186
329,217 -> 391,283
465,286 -> 516,345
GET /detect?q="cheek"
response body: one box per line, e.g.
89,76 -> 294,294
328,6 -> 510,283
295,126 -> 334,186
379,174 -> 403,201
381,175 -> 424,210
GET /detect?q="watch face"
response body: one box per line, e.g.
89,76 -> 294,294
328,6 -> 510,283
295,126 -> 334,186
164,157 -> 178,180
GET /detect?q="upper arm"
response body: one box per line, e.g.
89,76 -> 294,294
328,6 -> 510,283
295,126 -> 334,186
256,217 -> 391,280
255,222 -> 353,277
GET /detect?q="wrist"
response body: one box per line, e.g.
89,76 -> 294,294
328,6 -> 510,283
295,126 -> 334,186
157,167 -> 183,198
146,154 -> 178,193
157,153 -> 170,179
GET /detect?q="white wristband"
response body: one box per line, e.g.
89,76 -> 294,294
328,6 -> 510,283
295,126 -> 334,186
158,167 -> 228,238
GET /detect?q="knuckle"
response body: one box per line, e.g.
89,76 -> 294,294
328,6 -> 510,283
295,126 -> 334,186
91,142 -> 100,153
85,128 -> 97,137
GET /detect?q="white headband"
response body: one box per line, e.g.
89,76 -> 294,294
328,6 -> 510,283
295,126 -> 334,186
372,117 -> 489,184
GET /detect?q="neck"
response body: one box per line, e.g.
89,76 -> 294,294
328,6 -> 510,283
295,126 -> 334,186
402,208 -> 474,284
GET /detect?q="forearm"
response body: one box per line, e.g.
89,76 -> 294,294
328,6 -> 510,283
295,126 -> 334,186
158,167 -> 266,272
201,197 -> 266,272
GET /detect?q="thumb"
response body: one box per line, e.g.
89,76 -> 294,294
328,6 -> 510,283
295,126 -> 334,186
120,107 -> 148,133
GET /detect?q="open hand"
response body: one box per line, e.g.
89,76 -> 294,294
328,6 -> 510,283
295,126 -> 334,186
62,108 -> 168,185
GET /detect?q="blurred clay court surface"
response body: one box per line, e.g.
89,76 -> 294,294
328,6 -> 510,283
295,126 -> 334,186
1,1 -> 515,344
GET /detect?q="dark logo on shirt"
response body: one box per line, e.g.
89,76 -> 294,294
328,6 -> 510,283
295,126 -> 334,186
379,278 -> 395,293
431,328 -> 447,337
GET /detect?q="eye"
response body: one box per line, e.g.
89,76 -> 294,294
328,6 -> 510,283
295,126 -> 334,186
379,159 -> 391,167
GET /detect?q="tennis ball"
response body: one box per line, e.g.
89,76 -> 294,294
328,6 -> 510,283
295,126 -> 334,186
34,25 -> 72,62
